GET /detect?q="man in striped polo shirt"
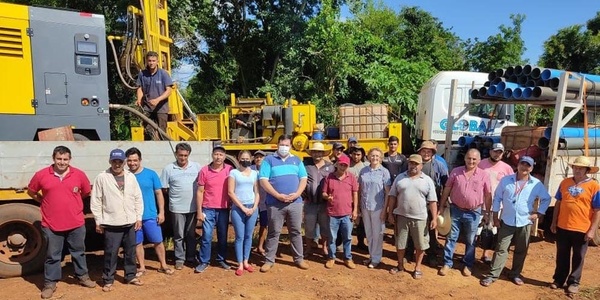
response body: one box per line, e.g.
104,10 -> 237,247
259,135 -> 309,272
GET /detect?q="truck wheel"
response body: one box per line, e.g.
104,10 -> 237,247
225,154 -> 240,169
0,203 -> 46,277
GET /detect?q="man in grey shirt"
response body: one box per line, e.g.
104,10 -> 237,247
387,154 -> 438,279
160,143 -> 201,270
136,51 -> 174,140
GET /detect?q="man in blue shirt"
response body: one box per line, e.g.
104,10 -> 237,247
480,156 -> 551,287
126,148 -> 174,276
259,134 -> 309,272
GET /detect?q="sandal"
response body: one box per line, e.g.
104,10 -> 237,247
157,268 -> 175,275
135,269 -> 146,277
235,269 -> 244,276
102,284 -> 114,292
244,265 -> 255,273
412,270 -> 423,279
512,277 -> 524,286
127,278 -> 144,286
389,265 -> 404,275
480,277 -> 495,287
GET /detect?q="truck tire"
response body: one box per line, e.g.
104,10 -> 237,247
0,203 -> 46,277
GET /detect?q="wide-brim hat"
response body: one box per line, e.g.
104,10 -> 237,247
308,142 -> 331,155
436,208 -> 452,236
417,140 -> 437,154
569,156 -> 599,173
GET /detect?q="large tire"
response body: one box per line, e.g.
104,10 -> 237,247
0,203 -> 46,277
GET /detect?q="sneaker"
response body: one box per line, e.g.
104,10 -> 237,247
462,266 -> 472,277
41,283 -> 56,299
325,259 -> 335,269
175,261 -> 184,270
78,276 -> 97,288
438,265 -> 450,276
260,262 -> 274,273
567,284 -> 579,294
194,263 -> 209,273
344,260 -> 356,269
368,262 -> 379,269
296,260 -> 309,270
218,261 -> 231,270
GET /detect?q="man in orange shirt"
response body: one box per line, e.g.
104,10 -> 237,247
550,156 -> 600,295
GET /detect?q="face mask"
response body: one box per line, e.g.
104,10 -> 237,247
240,160 -> 252,167
278,145 -> 290,156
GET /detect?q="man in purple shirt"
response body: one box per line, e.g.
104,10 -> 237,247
438,149 -> 492,277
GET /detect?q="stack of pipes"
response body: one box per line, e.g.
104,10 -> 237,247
457,134 -> 501,159
470,65 -> 600,103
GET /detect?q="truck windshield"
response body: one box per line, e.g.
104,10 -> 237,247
470,103 -> 509,120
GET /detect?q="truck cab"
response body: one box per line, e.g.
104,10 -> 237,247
415,71 -> 516,155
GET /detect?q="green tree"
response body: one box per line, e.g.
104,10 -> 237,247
465,14 -> 526,72
539,24 -> 600,74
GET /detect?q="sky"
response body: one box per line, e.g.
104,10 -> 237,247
174,0 -> 600,86
372,0 -> 600,63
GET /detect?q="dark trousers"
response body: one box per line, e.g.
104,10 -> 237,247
143,112 -> 168,140
102,225 -> 136,284
42,226 -> 89,284
356,218 -> 366,246
553,227 -> 589,286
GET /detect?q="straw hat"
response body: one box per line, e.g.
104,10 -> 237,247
308,142 -> 331,155
417,140 -> 437,154
436,208 -> 452,236
569,156 -> 599,173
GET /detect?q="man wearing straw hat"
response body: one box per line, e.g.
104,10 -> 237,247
304,142 -> 334,257
480,156 -> 551,287
549,156 -> 600,294
478,142 -> 514,263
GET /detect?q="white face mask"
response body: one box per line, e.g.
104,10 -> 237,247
278,145 -> 290,156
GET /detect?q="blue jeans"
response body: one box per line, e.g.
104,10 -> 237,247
443,205 -> 481,269
231,204 -> 258,263
328,215 -> 353,260
199,208 -> 229,264
42,225 -> 89,284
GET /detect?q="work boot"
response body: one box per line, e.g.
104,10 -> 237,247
438,265 -> 450,276
41,283 -> 56,299
260,262 -> 274,273
79,275 -> 96,288
325,259 -> 335,269
296,260 -> 309,270
344,260 -> 356,269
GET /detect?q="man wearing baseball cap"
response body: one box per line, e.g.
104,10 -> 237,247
387,154 -> 438,279
322,154 -> 359,269
91,149 -> 144,291
330,142 -> 346,164
480,156 -> 551,287
478,142 -> 514,263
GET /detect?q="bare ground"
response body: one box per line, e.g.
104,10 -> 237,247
1,227 -> 599,300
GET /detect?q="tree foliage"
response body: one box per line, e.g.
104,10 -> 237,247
539,24 -> 600,74
464,14 -> 526,72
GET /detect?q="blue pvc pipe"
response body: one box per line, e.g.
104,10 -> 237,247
487,85 -> 498,96
513,87 -> 523,99
522,87 -> 533,99
458,136 -> 475,147
543,127 -> 600,139
502,88 -> 513,99
497,81 -> 519,92
484,136 -> 501,145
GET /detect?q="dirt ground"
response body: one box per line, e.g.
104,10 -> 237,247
1,227 -> 599,300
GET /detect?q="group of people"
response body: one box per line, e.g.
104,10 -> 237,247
28,136 -> 600,298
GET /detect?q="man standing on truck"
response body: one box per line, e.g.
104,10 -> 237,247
550,156 -> 600,295
438,148 -> 491,277
91,149 -> 144,291
480,156 -> 551,287
125,147 -> 174,276
136,51 -> 174,140
28,146 -> 96,299
259,134 -> 309,272
478,143 -> 514,263
160,142 -> 202,270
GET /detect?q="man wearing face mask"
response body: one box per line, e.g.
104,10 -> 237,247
259,135 -> 309,272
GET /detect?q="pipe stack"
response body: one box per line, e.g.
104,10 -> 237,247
457,134 -> 501,159
472,65 -> 600,103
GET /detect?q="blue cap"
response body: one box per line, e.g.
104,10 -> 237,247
519,156 -> 535,166
348,137 -> 358,143
109,149 -> 125,161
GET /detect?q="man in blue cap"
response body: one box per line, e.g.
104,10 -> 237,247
91,149 -> 144,291
480,156 -> 551,287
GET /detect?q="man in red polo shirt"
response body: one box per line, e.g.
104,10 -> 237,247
322,154 -> 359,269
27,146 -> 96,299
